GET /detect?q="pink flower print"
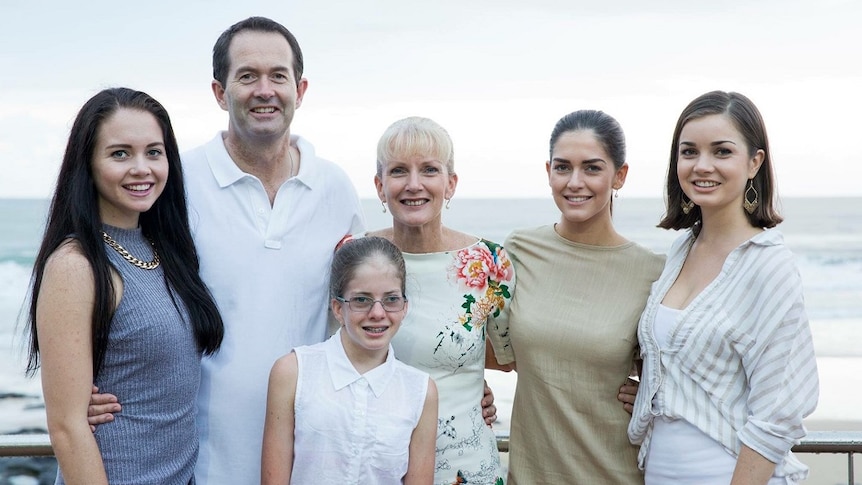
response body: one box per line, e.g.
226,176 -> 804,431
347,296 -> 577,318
450,241 -> 514,331
451,246 -> 496,292
489,246 -> 514,283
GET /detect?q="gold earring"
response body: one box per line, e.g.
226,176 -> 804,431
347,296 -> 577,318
681,194 -> 695,215
743,179 -> 759,214
381,201 -> 387,213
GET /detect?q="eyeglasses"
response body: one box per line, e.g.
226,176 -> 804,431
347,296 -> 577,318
336,295 -> 407,312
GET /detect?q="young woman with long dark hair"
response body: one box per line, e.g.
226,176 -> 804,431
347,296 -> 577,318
25,87 -> 223,484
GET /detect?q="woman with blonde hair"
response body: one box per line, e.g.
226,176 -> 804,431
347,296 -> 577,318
369,116 -> 515,485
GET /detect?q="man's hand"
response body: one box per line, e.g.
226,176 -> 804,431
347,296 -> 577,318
87,385 -> 121,432
617,377 -> 639,415
481,380 -> 497,426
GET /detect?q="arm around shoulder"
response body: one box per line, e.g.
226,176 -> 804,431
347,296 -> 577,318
404,378 -> 438,485
261,353 -> 299,485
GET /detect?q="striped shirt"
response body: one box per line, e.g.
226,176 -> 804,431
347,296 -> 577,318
628,229 -> 819,481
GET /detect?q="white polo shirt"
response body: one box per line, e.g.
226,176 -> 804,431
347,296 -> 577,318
183,132 -> 365,484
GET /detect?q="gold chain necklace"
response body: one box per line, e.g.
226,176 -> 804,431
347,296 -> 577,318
101,231 -> 160,270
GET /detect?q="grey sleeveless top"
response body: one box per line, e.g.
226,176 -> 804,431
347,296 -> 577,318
55,226 -> 200,485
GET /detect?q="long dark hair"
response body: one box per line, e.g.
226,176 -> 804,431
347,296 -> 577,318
26,87 -> 223,379
659,90 -> 782,231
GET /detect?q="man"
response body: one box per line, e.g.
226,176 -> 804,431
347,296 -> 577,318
91,17 -> 362,483
184,17 -> 366,483
88,17 -> 498,484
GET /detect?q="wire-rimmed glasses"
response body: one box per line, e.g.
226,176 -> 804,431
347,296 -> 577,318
335,295 -> 407,312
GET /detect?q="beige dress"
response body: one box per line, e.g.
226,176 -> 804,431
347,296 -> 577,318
497,225 -> 664,484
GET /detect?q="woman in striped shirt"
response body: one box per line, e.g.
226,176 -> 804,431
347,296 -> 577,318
628,91 -> 818,484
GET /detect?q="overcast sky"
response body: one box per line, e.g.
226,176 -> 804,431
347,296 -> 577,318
1,0 -> 860,200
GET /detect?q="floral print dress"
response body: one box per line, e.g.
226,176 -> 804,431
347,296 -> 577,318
391,239 -> 514,485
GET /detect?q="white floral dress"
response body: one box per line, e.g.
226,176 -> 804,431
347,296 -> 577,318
391,239 -> 514,485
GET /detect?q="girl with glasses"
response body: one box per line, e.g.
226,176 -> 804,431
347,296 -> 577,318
261,236 -> 438,484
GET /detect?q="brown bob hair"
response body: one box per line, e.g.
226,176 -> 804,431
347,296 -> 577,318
659,90 -> 782,231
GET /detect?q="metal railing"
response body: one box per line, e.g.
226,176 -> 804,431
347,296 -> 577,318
0,434 -> 53,457
2,432 -> 861,483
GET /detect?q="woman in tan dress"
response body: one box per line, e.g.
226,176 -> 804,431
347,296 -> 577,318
493,110 -> 664,483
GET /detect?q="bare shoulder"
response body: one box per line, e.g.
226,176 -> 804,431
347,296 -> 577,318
267,352 -> 299,403
43,239 -> 92,281
444,227 -> 480,249
36,239 -> 97,331
270,352 -> 299,381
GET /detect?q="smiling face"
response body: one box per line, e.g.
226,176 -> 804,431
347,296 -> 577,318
212,30 -> 307,144
547,130 -> 627,235
676,114 -> 763,217
375,153 -> 457,231
92,108 -> 168,228
332,255 -> 407,360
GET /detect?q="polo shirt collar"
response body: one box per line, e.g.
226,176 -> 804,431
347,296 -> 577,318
204,132 -> 323,190
326,328 -> 397,398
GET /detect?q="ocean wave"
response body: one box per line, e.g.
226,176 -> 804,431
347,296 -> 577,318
0,253 -> 36,267
0,261 -> 31,303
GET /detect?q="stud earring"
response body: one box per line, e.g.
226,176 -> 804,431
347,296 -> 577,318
743,179 -> 759,214
381,201 -> 387,213
681,194 -> 695,215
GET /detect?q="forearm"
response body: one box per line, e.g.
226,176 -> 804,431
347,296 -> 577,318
405,380 -> 437,484
48,423 -> 108,485
261,355 -> 297,485
730,445 -> 776,485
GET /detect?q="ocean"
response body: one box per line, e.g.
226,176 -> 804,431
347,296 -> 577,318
2,197 -> 861,481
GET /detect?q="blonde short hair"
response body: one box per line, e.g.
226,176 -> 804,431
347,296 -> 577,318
376,117 -> 455,177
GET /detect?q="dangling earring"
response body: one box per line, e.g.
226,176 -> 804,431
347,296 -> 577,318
613,189 -> 619,199
381,201 -> 387,213
680,194 -> 695,215
743,179 -> 759,214
445,198 -> 451,210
